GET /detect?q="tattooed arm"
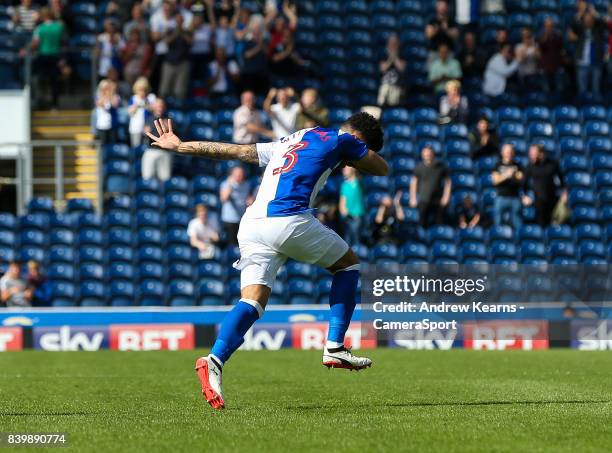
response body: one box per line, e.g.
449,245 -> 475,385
145,118 -> 259,164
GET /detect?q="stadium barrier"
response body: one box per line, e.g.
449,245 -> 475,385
0,307 -> 609,352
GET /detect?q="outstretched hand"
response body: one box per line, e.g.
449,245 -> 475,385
145,118 -> 182,151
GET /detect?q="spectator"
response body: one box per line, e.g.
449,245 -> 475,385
0,262 -> 31,308
373,193 -> 406,245
339,167 -> 365,246
569,6 -> 607,95
425,0 -> 459,54
26,260 -> 50,307
233,90 -> 274,143
515,27 -> 541,90
123,2 -> 149,43
522,144 -> 565,227
188,204 -> 220,259
457,195 -> 481,229
159,12 -> 192,100
439,80 -> 469,125
128,77 -> 156,147
487,28 -> 510,58
269,27 -> 308,77
377,34 -> 406,107
142,98 -> 172,181
31,7 -> 65,109
215,1 -> 240,56
150,0 -> 179,87
96,19 -> 125,82
94,79 -> 120,146
483,43 -> 519,97
295,88 -> 329,130
121,28 -> 153,86
267,1 -> 298,56
469,117 -> 499,160
492,144 -> 524,229
428,43 -> 462,94
10,0 -> 39,32
239,21 -> 269,95
538,17 -> 565,92
263,87 -> 300,139
190,4 -> 216,80
410,146 -> 452,228
458,30 -> 487,79
234,6 -> 252,64
207,47 -> 240,95
220,166 -> 252,245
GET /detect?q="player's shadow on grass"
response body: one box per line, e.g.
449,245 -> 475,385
287,400 -> 611,410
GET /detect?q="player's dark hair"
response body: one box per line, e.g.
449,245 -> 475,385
344,112 -> 384,152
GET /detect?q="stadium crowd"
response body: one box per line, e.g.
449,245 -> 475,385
1,1 -> 611,306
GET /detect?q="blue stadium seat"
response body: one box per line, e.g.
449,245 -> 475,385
549,241 -> 575,259
579,241 -> 606,261
461,242 -> 487,260
78,228 -> 104,246
168,245 -> 192,264
67,198 -> 94,215
80,263 -> 104,281
576,224 -> 602,242
166,210 -> 190,227
198,279 -> 225,306
584,121 -> 609,137
20,229 -> 46,247
108,246 -> 134,264
553,105 -> 579,122
138,228 -> 162,246
49,246 -> 74,264
517,225 -> 544,242
49,263 -> 75,282
136,192 -> 161,210
50,282 -> 76,307
458,226 -> 484,243
499,122 -> 525,138
109,281 -> 134,306
169,280 -> 195,306
193,175 -> 218,194
586,137 -> 611,153
140,280 -> 165,306
107,210 -> 131,228
79,246 -> 104,264
520,241 -> 547,260
108,227 -> 133,246
0,229 -> 14,246
428,225 -> 454,244
413,108 -> 437,123
488,225 -> 514,243
80,281 -> 106,306
402,242 -> 428,261
136,209 -> 162,228
138,246 -> 163,263
28,197 -> 54,215
20,214 -> 48,231
109,262 -> 134,281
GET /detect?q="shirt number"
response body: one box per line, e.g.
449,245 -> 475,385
272,141 -> 307,175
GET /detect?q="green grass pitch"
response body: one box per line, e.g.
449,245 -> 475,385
1,349 -> 611,452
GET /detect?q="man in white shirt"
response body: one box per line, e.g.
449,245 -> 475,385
187,204 -> 220,259
207,48 -> 240,94
232,91 -> 274,144
483,43 -> 519,97
263,87 -> 300,139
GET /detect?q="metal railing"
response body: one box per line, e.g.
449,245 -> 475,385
0,140 -> 102,216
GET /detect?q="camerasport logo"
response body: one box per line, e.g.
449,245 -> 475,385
291,322 -> 377,350
463,321 -> 549,350
109,324 -> 194,351
571,320 -> 612,350
240,324 -> 292,351
33,326 -> 108,351
0,327 -> 23,351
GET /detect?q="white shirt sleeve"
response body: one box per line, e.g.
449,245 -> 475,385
255,141 -> 280,167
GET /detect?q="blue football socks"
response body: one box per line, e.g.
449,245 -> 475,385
327,265 -> 360,348
210,299 -> 263,365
